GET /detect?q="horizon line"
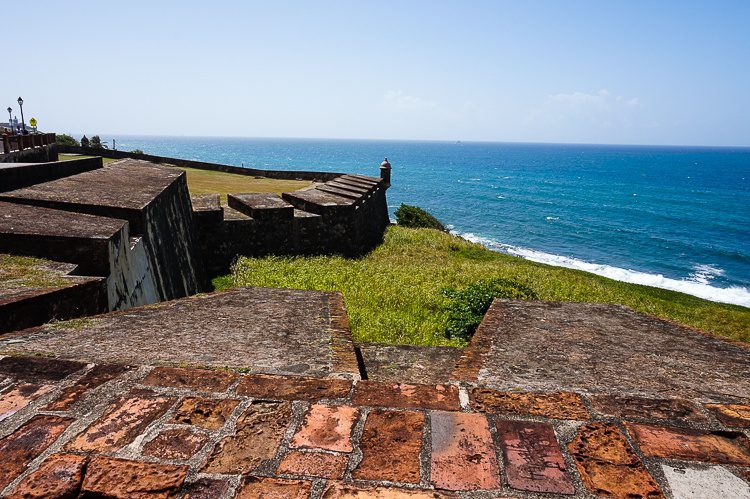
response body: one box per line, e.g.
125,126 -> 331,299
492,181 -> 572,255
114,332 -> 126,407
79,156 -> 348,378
58,132 -> 750,150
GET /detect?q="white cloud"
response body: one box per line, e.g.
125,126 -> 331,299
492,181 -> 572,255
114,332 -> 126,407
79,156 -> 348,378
528,89 -> 641,130
383,90 -> 438,111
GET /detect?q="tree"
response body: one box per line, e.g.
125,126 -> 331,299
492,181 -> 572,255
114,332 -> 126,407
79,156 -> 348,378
80,135 -> 90,147
89,135 -> 108,149
55,134 -> 79,147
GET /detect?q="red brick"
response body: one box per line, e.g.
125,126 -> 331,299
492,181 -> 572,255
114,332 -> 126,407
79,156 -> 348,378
323,483 -> 452,498
202,400 -> 292,474
67,391 -> 175,452
705,403 -> 750,428
291,404 -> 359,452
471,387 -> 589,420
182,478 -> 230,499
626,422 -> 750,465
0,383 -> 52,421
0,415 -> 74,489
0,356 -> 85,382
80,456 -> 187,498
235,477 -> 311,499
236,373 -> 351,401
142,366 -> 237,392
5,453 -> 86,499
142,428 -> 209,460
278,450 -> 349,479
590,394 -> 706,422
170,397 -> 239,430
44,364 -> 131,411
568,422 -> 662,498
495,420 -> 574,494
353,409 -> 424,483
430,411 -> 501,491
353,381 -> 460,411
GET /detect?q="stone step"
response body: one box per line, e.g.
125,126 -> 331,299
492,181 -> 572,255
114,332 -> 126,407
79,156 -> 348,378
227,193 -> 294,221
327,179 -> 373,194
316,185 -> 362,200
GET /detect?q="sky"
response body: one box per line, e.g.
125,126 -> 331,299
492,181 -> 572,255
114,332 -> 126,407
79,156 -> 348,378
2,1 -> 749,146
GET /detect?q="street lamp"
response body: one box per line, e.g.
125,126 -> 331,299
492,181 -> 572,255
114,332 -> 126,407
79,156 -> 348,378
6,107 -> 11,131
17,97 -> 25,134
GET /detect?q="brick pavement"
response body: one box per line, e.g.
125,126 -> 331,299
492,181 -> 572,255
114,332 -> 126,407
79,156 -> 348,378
1,355 -> 749,498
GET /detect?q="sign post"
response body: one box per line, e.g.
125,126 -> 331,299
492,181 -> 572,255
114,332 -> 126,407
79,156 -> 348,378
29,118 -> 37,133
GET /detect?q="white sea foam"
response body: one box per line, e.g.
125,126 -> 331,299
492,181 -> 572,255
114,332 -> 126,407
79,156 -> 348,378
453,231 -> 750,308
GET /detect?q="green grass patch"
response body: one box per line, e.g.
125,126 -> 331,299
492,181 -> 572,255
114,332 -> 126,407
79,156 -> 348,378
0,254 -> 69,290
216,226 -> 750,346
177,167 -> 312,204
57,153 -> 118,165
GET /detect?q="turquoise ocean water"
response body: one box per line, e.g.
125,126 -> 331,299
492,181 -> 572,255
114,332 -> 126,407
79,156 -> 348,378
109,136 -> 750,307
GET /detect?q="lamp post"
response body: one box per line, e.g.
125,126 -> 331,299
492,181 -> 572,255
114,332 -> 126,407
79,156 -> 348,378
17,97 -> 26,134
6,107 -> 11,132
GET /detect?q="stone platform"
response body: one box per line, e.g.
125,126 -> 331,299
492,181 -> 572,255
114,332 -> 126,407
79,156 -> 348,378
452,300 -> 750,403
0,287 -> 359,378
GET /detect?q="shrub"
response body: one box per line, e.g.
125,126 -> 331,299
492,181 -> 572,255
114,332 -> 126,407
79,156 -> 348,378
55,134 -> 79,147
89,135 -> 108,149
80,135 -> 90,147
441,278 -> 538,340
131,149 -> 144,155
395,204 -> 447,231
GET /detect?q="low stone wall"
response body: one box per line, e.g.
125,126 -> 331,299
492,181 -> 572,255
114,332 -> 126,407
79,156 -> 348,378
0,144 -> 58,163
0,157 -> 102,192
194,174 -> 390,275
57,145 -> 343,182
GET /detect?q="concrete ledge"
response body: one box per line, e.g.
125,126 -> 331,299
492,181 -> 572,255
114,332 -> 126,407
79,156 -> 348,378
227,193 -> 294,221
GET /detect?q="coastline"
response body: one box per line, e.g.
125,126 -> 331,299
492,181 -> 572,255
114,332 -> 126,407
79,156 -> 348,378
452,229 -> 750,309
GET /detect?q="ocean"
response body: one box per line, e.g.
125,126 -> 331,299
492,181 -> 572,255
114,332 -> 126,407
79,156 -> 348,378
108,136 -> 750,308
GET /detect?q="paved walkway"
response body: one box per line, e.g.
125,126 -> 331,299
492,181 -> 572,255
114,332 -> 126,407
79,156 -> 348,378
1,354 -> 749,498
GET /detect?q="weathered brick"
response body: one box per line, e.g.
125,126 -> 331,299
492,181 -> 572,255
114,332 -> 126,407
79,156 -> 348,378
202,400 -> 292,474
705,403 -> 750,428
170,397 -> 239,430
0,415 -> 74,490
278,450 -> 349,479
142,428 -> 209,460
0,383 -> 51,421
142,366 -> 237,392
67,391 -> 175,452
568,422 -> 662,498
353,381 -> 460,411
291,404 -> 358,452
495,420 -> 574,494
324,483 -> 452,498
235,476 -> 311,499
430,411 -> 501,491
353,409 -> 424,483
80,456 -> 187,498
5,453 -> 86,499
0,356 -> 85,382
44,364 -> 131,411
626,422 -> 750,465
471,387 -> 589,420
590,394 -> 706,422
182,478 -> 230,499
236,373 -> 351,401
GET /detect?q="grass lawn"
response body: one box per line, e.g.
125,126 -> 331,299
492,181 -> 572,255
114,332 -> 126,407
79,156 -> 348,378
58,154 -> 311,202
57,153 -> 118,165
177,167 -> 311,203
215,226 -> 750,347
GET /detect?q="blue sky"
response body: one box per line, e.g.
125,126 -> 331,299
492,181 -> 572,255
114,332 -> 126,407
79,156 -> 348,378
3,1 -> 749,146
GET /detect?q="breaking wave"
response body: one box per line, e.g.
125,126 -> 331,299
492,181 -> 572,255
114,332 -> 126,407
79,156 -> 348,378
454,231 -> 750,308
